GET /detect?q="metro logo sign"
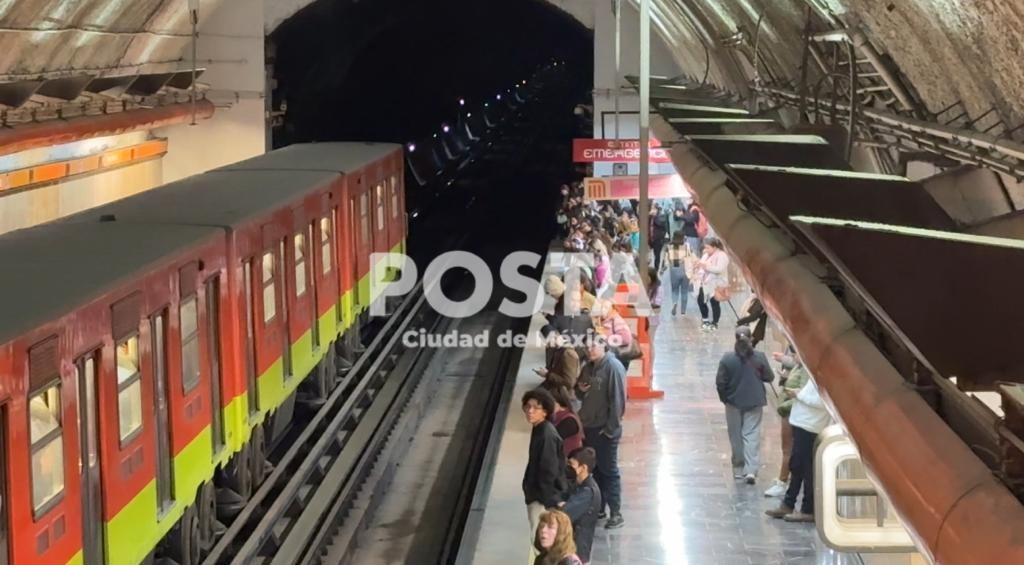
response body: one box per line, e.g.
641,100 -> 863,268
573,138 -> 672,163
583,174 -> 688,201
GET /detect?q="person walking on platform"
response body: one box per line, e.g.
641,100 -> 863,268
522,389 -> 568,538
550,386 -> 584,457
661,231 -> 691,316
696,237 -> 730,330
649,203 -> 669,270
681,203 -> 705,256
577,334 -> 626,529
765,351 -> 810,498
560,447 -> 601,565
767,377 -> 831,523
533,510 -> 584,565
716,327 -> 775,483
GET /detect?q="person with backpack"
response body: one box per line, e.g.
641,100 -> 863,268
649,203 -> 670,271
716,326 -> 775,484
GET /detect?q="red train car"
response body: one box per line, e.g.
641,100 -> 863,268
0,143 -> 406,564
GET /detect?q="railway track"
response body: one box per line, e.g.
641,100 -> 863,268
204,282 -> 442,564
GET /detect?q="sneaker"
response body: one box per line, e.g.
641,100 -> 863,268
671,304 -> 677,316
784,512 -> 815,523
732,467 -> 745,479
604,514 -> 625,529
744,474 -> 756,485
709,323 -> 719,330
764,479 -> 787,498
597,511 -> 607,520
765,505 -> 794,519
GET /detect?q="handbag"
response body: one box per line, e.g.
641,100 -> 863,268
609,316 -> 643,362
713,285 -> 731,302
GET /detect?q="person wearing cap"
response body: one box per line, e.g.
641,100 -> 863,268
577,333 -> 626,529
560,447 -> 602,564
716,326 -> 775,484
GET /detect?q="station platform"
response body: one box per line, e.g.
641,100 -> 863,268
465,279 -> 920,565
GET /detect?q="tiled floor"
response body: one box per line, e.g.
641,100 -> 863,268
587,299 -> 913,565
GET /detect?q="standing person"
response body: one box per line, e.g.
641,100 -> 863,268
523,389 -> 568,537
767,377 -> 831,522
695,237 -> 730,330
577,335 -> 626,529
681,202 -> 703,255
533,510 -> 584,565
716,327 -> 775,484
537,330 -> 581,393
560,448 -> 601,565
661,231 -> 691,316
765,352 -> 810,498
649,203 -> 669,270
550,386 -> 584,457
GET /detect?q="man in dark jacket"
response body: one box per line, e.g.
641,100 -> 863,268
650,204 -> 670,271
522,388 -> 567,537
561,447 -> 601,564
681,204 -> 702,255
716,327 -> 775,484
577,334 -> 626,529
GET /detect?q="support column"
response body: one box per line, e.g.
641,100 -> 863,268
638,0 -> 650,284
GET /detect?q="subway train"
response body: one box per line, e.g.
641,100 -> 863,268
0,142 -> 406,564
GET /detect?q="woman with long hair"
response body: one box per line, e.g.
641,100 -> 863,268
549,386 -> 584,458
715,327 -> 775,484
534,510 -> 583,565
695,237 -> 729,330
660,230 -> 691,316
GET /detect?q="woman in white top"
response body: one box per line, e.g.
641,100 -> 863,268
766,377 -> 831,523
695,237 -> 730,329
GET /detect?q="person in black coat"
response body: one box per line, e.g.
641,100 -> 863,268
523,388 -> 568,538
560,447 -> 602,564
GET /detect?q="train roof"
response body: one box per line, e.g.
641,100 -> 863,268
0,222 -> 219,346
216,142 -> 401,173
65,169 -> 339,228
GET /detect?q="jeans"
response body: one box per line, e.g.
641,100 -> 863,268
697,288 -> 721,324
784,426 -> 818,514
725,405 -> 763,477
652,239 -> 665,270
668,266 -> 689,313
686,235 -> 702,256
584,427 -> 622,515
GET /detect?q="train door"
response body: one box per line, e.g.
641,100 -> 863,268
243,260 -> 259,414
205,277 -> 225,452
75,352 -> 103,564
0,404 -> 8,565
150,311 -> 175,512
278,240 -> 293,380
306,223 -> 320,351
348,195 -> 360,310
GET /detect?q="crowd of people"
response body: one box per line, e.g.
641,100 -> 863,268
518,181 -> 833,564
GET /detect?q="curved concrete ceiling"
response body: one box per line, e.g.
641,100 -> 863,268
550,0 -> 1024,130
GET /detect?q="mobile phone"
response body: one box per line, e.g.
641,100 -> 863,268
532,368 -> 544,376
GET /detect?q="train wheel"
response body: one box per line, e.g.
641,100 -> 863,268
167,505 -> 201,565
197,481 -> 218,550
249,423 -> 268,488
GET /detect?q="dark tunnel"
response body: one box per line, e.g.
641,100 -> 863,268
270,0 -> 593,146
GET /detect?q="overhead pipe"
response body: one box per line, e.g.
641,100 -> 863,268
661,129 -> 1024,564
0,99 -> 215,157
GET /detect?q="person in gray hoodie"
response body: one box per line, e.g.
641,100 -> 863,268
716,326 -> 775,484
576,334 -> 626,529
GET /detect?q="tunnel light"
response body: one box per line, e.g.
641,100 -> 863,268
484,102 -> 489,107
459,98 -> 465,106
407,143 -> 416,152
467,113 -> 472,118
522,80 -> 527,85
442,124 -> 450,133
433,133 -> 438,138
496,94 -> 501,100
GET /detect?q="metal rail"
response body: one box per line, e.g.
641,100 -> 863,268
204,283 -> 430,564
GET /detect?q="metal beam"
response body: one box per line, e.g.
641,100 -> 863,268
639,0 -> 650,284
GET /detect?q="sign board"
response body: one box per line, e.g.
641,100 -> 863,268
583,174 -> 687,201
573,138 -> 672,163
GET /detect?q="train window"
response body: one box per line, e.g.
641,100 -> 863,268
294,233 -> 307,297
180,295 -> 200,393
375,183 -> 385,231
359,193 -> 370,245
116,336 -> 143,442
320,216 -> 332,275
390,175 -> 399,219
262,252 -> 276,322
29,384 -> 64,514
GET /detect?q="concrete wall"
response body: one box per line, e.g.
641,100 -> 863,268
0,159 -> 162,235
